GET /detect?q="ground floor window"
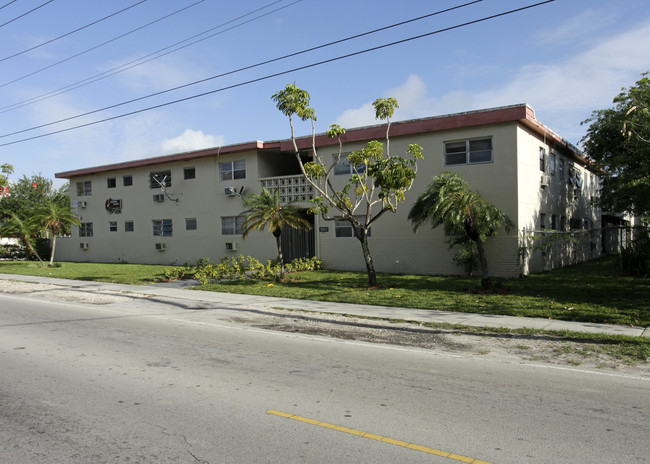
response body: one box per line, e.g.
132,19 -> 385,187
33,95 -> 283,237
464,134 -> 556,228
79,222 -> 93,237
221,216 -> 245,235
153,219 -> 173,236
125,221 -> 134,232
334,218 -> 370,238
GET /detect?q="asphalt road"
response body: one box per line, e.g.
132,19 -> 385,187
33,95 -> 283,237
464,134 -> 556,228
1,292 -> 648,463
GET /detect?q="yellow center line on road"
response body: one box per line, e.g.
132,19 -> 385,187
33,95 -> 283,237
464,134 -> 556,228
266,409 -> 493,464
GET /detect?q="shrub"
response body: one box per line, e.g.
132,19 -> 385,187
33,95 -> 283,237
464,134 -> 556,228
191,255 -> 323,284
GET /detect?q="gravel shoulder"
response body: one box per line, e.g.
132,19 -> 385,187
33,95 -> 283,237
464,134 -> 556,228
2,279 -> 648,377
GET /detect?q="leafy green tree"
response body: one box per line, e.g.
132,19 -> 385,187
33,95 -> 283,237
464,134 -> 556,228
0,173 -> 69,222
271,84 -> 423,287
0,163 -> 13,203
240,187 -> 312,279
581,72 -> 650,218
0,213 -> 45,266
408,172 -> 512,290
36,201 -> 80,266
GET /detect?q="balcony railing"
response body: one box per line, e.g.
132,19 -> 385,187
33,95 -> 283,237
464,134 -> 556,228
259,174 -> 314,204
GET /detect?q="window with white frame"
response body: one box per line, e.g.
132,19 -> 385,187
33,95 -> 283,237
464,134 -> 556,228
444,138 -> 492,165
539,148 -> 546,172
76,181 -> 92,196
184,167 -> 196,180
79,222 -> 93,237
219,161 -> 245,181
333,154 -> 366,175
153,219 -> 172,236
334,217 -> 371,238
221,216 -> 245,235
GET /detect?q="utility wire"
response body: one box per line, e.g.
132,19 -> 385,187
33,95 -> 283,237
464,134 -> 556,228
0,0 -> 54,28
0,0 -> 482,136
0,0 -> 555,149
0,0 -> 291,113
0,0 -> 148,62
0,1 -> 19,12
0,0 -> 205,88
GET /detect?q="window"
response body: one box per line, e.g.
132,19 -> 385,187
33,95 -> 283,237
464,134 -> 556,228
219,161 -> 245,181
109,221 -> 117,232
107,177 -> 116,188
558,158 -> 565,180
335,218 -> 370,238
79,222 -> 93,237
153,219 -> 173,236
445,138 -> 492,165
123,175 -> 133,186
149,170 -> 171,188
185,218 -> 197,230
551,214 -> 557,230
334,154 -> 366,176
550,152 -> 556,175
76,181 -> 92,196
539,148 -> 546,172
560,216 -> 566,232
184,167 -> 196,180
569,218 -> 582,230
221,216 -> 245,235
540,213 -> 546,230
125,221 -> 134,232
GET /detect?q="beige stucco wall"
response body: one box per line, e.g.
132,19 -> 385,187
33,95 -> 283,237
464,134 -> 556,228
56,119 -> 601,278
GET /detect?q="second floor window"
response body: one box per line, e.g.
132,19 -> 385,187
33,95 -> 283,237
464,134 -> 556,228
150,170 -> 171,188
221,216 -> 245,235
220,161 -> 245,181
445,138 -> 492,165
334,155 -> 366,176
76,181 -> 92,196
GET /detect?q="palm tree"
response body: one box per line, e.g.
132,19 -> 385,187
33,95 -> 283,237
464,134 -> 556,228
35,201 -> 80,266
0,213 -> 45,266
240,188 -> 312,279
408,172 -> 512,290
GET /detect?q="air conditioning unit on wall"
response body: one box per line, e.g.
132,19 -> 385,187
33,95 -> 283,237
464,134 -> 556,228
80,242 -> 89,250
153,194 -> 164,202
78,201 -> 87,208
540,175 -> 551,187
155,242 -> 166,250
224,187 -> 237,197
225,242 -> 237,251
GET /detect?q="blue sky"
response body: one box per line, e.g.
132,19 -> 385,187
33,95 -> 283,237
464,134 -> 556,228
1,0 -> 649,186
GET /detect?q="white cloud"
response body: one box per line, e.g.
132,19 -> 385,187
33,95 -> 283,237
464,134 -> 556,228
160,129 -> 223,154
335,18 -> 650,145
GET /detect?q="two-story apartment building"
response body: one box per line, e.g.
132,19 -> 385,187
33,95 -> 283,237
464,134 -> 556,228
55,103 -> 601,277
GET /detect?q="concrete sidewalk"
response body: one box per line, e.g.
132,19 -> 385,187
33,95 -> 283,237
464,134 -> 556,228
1,273 -> 647,337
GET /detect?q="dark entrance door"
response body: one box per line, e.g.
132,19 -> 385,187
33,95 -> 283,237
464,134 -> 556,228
280,212 -> 315,262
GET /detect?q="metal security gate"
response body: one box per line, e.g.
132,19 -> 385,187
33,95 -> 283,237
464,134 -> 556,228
280,213 -> 315,263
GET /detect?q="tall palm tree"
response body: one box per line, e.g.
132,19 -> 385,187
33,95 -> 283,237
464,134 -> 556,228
241,188 -> 312,279
36,201 -> 80,266
0,213 -> 45,266
408,172 -> 512,290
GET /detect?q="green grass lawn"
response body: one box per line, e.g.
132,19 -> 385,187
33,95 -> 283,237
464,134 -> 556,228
0,257 -> 648,326
0,261 -> 167,285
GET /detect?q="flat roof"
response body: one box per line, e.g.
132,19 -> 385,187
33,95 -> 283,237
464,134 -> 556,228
55,103 -> 587,179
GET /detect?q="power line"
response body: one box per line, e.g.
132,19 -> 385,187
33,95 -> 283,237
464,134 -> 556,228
0,0 -> 148,62
0,1 -> 19,12
0,0 -> 292,113
0,0 -> 482,136
0,0 -> 555,149
0,0 -> 54,28
0,0 -> 205,88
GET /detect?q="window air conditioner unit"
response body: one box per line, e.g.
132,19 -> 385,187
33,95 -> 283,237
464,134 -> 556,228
153,194 -> 164,202
80,242 -> 89,250
540,175 -> 551,187
225,242 -> 237,251
155,242 -> 166,250
78,201 -> 87,208
225,187 -> 237,197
